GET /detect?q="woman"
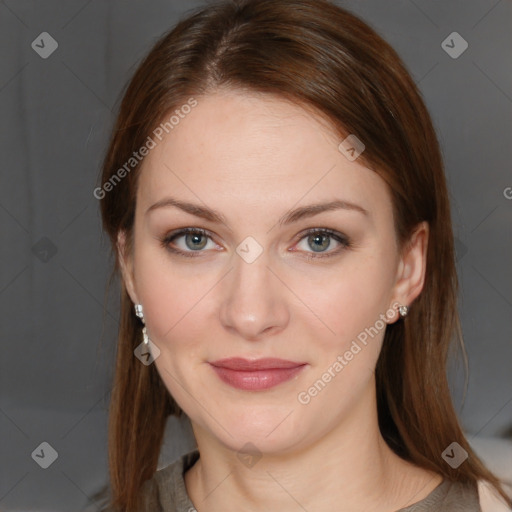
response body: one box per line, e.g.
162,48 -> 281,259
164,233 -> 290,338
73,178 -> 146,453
95,0 -> 512,510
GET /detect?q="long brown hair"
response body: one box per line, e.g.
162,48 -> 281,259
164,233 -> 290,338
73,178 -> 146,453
97,0 -> 512,509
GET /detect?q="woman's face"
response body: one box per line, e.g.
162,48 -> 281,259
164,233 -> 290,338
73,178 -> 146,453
119,89 -> 427,454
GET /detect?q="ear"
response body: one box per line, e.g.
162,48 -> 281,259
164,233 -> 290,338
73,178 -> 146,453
117,230 -> 139,305
388,221 -> 429,324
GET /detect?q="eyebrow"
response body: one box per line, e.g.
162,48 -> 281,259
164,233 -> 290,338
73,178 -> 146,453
145,197 -> 370,226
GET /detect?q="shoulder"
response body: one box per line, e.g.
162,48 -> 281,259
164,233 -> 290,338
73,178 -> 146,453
141,449 -> 200,512
438,480 -> 481,511
478,480 -> 512,512
88,478 -> 161,512
90,450 -> 200,512
137,475 -> 161,511
397,478 -> 482,511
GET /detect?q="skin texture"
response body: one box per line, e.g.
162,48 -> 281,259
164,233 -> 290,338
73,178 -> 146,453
118,89 -> 441,511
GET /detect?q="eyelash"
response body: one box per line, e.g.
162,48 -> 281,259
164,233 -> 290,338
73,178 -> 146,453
160,227 -> 351,260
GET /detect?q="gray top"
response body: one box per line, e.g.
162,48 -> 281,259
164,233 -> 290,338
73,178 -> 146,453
135,449 -> 482,511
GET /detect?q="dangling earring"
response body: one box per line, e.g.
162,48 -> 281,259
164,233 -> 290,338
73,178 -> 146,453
134,304 -> 150,346
398,304 -> 409,318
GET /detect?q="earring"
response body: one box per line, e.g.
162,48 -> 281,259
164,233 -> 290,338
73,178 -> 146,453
141,326 -> 149,346
134,304 -> 149,346
398,304 -> 409,318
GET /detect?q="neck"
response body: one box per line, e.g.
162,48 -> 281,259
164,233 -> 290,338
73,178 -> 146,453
184,383 -> 442,512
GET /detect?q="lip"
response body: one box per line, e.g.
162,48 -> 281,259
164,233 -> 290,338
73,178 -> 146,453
209,357 -> 307,390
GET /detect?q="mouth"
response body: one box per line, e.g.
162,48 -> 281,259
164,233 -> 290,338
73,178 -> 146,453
208,357 -> 307,391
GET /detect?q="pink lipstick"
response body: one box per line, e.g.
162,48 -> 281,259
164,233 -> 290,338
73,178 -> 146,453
209,357 -> 306,391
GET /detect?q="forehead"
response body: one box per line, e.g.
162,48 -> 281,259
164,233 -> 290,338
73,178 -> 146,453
137,90 -> 391,223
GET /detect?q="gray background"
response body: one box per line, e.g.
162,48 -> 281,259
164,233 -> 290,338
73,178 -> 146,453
1,0 -> 511,510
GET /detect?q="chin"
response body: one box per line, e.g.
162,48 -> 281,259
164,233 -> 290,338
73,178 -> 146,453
197,405 -> 312,455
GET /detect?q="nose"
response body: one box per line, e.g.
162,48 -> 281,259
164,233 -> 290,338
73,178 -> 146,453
219,249 -> 290,341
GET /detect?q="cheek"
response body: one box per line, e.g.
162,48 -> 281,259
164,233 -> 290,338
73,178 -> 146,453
292,252 -> 394,352
292,261 -> 392,411
133,247 -> 212,352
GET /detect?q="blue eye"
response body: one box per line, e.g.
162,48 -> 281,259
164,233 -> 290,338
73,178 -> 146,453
295,228 -> 350,259
161,228 -> 215,257
161,227 -> 351,259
